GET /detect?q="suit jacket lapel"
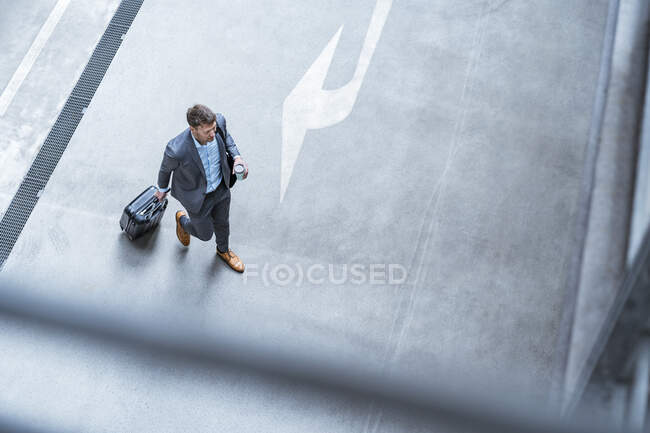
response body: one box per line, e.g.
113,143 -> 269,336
184,129 -> 207,180
215,130 -> 226,160
215,130 -> 229,178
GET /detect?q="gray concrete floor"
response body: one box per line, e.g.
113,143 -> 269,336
0,0 -> 121,218
0,0 -> 613,431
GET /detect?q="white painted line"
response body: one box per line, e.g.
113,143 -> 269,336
0,0 -> 71,117
281,0 -> 393,202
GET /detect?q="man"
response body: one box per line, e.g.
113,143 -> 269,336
154,104 -> 249,272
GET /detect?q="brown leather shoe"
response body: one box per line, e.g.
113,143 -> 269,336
217,248 -> 245,273
175,210 -> 190,246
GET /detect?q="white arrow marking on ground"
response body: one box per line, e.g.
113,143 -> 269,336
281,0 -> 393,202
0,0 -> 71,117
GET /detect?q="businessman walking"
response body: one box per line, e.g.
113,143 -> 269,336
154,104 -> 248,272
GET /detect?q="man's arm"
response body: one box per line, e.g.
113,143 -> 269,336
155,149 -> 179,200
217,113 -> 248,179
216,113 -> 240,158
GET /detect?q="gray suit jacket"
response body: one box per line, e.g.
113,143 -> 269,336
157,113 -> 241,214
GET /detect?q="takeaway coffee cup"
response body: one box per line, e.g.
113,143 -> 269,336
234,163 -> 245,180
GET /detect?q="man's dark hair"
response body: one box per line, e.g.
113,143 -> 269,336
186,104 -> 216,127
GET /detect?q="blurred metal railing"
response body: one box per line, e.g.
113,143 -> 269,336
0,276 -> 629,433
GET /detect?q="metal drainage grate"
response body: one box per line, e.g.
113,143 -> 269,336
0,0 -> 144,270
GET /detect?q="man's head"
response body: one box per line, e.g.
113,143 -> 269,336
187,104 -> 217,145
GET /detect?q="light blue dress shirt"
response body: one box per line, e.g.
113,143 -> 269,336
191,133 -> 222,193
157,131 -> 240,195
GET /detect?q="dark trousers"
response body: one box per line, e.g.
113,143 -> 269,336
181,177 -> 231,252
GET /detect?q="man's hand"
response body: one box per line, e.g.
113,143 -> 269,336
154,190 -> 168,201
233,156 -> 249,179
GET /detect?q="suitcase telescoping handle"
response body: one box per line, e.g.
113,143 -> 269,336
139,198 -> 162,218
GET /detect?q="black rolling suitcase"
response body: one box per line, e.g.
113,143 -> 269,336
120,186 -> 168,240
